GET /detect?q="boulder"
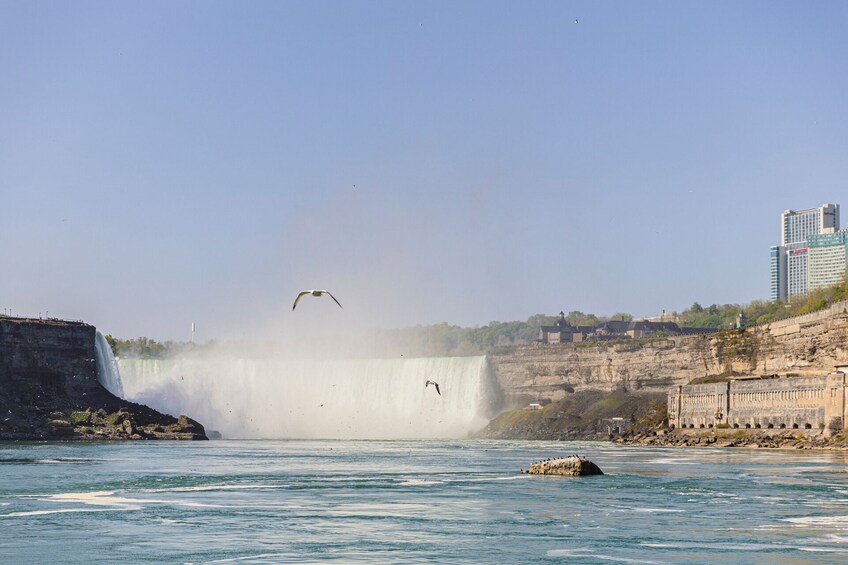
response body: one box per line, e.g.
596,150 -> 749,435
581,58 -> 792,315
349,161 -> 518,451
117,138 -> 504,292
521,455 -> 603,476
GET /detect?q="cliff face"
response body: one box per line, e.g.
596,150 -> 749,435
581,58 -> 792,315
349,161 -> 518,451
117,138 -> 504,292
0,318 -> 205,440
489,303 -> 848,409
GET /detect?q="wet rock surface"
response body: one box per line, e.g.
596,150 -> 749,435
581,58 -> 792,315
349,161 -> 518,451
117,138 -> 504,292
521,455 -> 604,476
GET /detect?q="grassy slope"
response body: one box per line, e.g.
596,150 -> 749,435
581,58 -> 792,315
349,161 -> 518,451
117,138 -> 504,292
478,390 -> 667,440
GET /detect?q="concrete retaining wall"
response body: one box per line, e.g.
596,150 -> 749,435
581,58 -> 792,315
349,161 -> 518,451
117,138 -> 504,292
668,374 -> 848,435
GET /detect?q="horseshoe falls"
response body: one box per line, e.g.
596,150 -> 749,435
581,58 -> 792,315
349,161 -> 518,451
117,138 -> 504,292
118,356 -> 497,439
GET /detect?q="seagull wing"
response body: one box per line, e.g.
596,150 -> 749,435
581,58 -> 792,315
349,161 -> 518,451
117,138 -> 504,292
434,382 -> 441,395
325,291 -> 343,309
293,291 -> 310,310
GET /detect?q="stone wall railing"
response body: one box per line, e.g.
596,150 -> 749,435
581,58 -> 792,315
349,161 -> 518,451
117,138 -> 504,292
669,374 -> 848,434
763,300 -> 848,331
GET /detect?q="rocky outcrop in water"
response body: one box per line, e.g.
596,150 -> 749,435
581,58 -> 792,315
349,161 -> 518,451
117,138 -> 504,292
0,317 -> 206,440
521,455 -> 603,476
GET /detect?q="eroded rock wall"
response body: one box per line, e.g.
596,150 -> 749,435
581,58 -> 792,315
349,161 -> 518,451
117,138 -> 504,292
489,303 -> 848,408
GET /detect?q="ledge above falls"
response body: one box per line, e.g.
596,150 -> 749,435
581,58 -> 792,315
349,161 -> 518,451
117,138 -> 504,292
0,317 -> 206,440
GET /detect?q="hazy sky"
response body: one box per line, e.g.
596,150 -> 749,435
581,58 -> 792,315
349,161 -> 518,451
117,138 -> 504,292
1,1 -> 846,341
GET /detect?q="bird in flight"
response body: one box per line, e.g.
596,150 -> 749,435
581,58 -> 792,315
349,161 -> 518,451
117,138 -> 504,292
425,380 -> 441,396
293,290 -> 343,310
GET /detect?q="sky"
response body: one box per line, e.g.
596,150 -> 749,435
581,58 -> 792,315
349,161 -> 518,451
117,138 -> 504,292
1,1 -> 847,341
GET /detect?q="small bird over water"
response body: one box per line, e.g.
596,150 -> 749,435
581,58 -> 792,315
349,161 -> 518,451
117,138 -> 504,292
425,380 -> 441,396
293,290 -> 343,310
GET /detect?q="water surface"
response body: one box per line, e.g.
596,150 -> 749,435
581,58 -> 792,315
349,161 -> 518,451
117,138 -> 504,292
1,440 -> 848,564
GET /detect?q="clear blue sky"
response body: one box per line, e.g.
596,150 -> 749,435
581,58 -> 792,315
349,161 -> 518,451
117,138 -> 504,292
1,1 -> 846,341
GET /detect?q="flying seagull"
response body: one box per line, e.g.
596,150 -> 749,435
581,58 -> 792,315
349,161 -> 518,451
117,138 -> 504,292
293,290 -> 343,310
425,379 -> 441,396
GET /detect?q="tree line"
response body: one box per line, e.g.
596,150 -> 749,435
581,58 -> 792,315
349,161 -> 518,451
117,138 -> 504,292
107,276 -> 848,359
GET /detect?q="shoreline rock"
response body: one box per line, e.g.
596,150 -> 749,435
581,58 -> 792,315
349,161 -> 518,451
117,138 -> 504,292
616,429 -> 848,450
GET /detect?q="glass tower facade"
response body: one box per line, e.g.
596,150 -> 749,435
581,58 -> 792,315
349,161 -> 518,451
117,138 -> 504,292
808,231 -> 848,292
771,204 -> 840,302
769,245 -> 786,302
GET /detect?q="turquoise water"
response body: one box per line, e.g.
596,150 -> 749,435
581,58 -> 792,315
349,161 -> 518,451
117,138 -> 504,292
2,441 -> 848,564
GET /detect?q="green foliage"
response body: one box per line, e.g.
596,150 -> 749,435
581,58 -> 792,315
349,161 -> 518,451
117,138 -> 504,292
482,391 -> 665,438
674,275 -> 848,329
104,334 -> 119,355
565,310 -> 599,327
378,315 -> 560,356
105,411 -> 127,425
108,336 -> 198,359
627,399 -> 668,434
69,410 -> 92,425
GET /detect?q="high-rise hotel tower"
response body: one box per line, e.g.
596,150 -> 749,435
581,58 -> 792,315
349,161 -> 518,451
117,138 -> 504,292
770,204 -> 839,302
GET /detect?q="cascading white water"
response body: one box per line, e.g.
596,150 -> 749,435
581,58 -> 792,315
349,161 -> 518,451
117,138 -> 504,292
119,356 -> 494,439
94,331 -> 125,398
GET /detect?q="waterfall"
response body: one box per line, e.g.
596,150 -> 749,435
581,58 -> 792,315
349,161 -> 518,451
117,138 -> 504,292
119,356 -> 496,439
94,331 -> 125,398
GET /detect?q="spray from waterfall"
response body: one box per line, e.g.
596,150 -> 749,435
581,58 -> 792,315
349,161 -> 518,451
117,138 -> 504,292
95,331 -> 125,398
119,355 -> 497,439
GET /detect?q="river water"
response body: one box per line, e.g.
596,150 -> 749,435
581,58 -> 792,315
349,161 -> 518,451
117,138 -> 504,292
2,440 -> 848,564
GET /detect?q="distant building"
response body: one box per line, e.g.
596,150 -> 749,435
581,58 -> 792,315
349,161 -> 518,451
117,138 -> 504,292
538,312 -> 576,344
539,314 -> 716,344
770,204 -> 840,302
594,320 -> 631,337
807,230 -> 848,292
781,204 -> 839,246
770,245 -> 787,302
626,321 -> 682,339
787,246 -> 810,299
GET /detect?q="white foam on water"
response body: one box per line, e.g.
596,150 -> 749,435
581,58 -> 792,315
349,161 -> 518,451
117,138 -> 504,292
396,479 -> 442,486
140,484 -> 281,493
206,553 -> 297,564
644,458 -> 698,465
641,541 -> 840,552
627,507 -> 685,514
12,490 -> 231,515
48,491 -> 143,509
546,548 -> 665,564
0,508 -> 114,518
783,515 -> 848,525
